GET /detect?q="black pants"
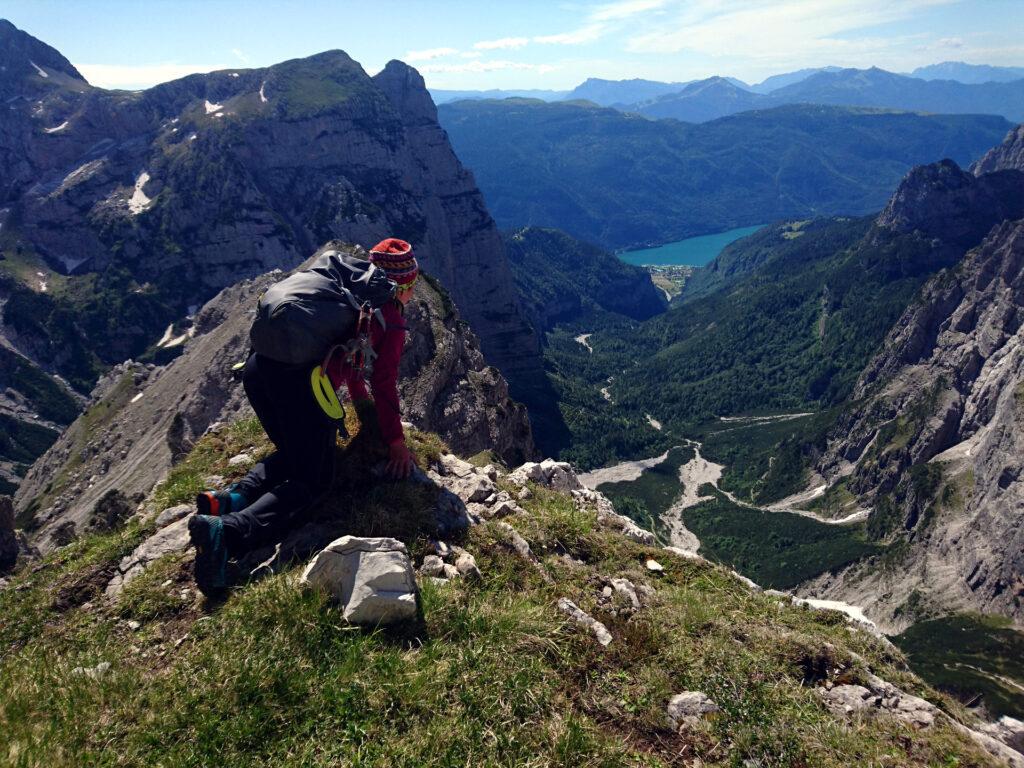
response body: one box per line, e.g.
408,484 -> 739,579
221,353 -> 337,555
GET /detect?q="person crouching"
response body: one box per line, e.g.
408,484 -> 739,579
188,238 -> 419,595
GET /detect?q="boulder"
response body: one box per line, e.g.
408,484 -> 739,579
155,504 -> 192,528
227,453 -> 252,467
509,459 -> 582,491
667,691 -> 720,730
419,554 -> 445,577
455,552 -> 482,581
105,516 -> 192,597
610,578 -> 641,610
300,536 -> 418,625
71,661 -> 112,680
556,597 -> 612,646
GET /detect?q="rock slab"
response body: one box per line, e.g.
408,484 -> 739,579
301,536 -> 418,625
667,691 -> 720,730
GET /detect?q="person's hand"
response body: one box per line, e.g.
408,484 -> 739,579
386,441 -> 416,480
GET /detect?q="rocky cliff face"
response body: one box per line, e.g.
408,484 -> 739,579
972,124 -> 1024,175
810,131 -> 1024,630
14,243 -> 535,553
0,21 -> 540,487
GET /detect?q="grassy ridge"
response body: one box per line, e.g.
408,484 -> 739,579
0,418 -> 1000,767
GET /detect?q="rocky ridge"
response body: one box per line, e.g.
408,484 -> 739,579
14,243 -> 534,553
973,125 -> 1024,176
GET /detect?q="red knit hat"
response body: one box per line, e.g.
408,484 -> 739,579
369,238 -> 418,291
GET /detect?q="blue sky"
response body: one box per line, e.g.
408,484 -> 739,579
2,0 -> 1022,90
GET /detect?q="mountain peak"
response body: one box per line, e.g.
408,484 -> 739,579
876,157 -> 1024,246
0,18 -> 87,90
374,59 -> 437,122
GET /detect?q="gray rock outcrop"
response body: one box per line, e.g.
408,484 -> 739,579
300,536 -> 418,625
556,597 -> 613,647
105,515 -> 191,597
818,671 -> 1024,767
666,691 -> 720,730
972,124 -> 1024,175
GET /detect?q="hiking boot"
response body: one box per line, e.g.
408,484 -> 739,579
188,514 -> 228,595
195,487 -> 248,516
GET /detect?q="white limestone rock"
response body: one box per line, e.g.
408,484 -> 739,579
300,536 -> 417,625
509,459 -> 581,491
455,552 -> 482,581
556,597 -> 612,646
979,716 -> 1024,752
667,691 -> 720,730
154,504 -> 191,528
419,554 -> 445,577
227,453 -> 252,467
105,516 -> 192,597
496,521 -> 537,563
71,661 -> 111,680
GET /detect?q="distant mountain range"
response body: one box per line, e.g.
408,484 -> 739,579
438,97 -> 1012,249
624,67 -> 1024,124
910,61 -> 1024,83
431,61 -> 1024,116
429,88 -> 567,104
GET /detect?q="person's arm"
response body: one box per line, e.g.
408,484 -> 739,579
371,305 -> 414,478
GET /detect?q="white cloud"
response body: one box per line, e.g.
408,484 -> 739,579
534,24 -> 608,45
419,59 -> 558,75
591,0 -> 669,21
404,47 -> 460,62
231,48 -> 251,65
625,0 -> 960,62
75,62 -> 226,89
932,36 -> 965,49
474,36 -> 530,51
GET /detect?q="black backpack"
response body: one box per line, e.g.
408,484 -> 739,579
250,249 -> 397,366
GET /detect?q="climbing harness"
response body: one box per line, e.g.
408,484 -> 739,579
309,301 -> 386,427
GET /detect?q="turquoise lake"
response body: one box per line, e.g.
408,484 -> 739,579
619,224 -> 765,266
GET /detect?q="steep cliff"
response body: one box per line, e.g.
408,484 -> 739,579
14,243 -> 534,553
809,129 -> 1024,630
0,21 -> 540,485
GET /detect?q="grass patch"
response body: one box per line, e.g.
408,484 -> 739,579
0,419 -> 1003,767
